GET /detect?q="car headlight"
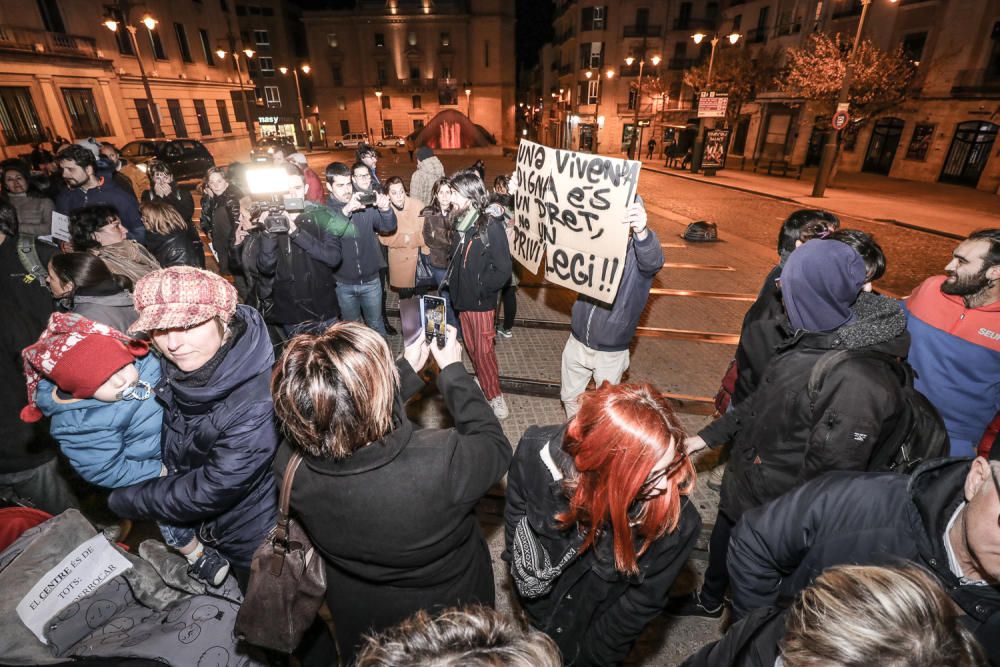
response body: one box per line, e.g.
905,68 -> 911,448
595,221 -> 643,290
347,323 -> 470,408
267,147 -> 274,154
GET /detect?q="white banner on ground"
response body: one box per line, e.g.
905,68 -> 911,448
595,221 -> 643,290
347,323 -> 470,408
512,140 -> 640,303
16,534 -> 133,644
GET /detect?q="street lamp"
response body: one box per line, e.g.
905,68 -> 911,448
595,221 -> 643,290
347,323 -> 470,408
464,83 -> 472,121
690,31 -> 741,173
374,88 -> 385,140
103,4 -> 162,137
812,0 -> 898,196
217,46 -> 256,147
280,64 -> 312,150
624,53 -> 660,160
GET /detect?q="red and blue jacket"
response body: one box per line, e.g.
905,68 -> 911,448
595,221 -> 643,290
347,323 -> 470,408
904,275 -> 1000,455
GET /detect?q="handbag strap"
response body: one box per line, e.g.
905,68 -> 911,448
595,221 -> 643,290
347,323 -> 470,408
273,452 -> 304,556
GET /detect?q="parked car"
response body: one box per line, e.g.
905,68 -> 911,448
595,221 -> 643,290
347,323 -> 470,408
376,135 -> 406,148
250,135 -> 297,163
334,132 -> 369,149
120,139 -> 215,182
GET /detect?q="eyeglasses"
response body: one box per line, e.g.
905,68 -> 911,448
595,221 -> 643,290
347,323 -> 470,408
635,451 -> 688,502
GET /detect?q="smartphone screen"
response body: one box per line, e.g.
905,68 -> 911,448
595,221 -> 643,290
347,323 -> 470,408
421,295 -> 447,342
399,296 -> 424,346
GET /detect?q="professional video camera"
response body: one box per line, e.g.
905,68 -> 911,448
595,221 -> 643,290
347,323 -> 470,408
245,167 -> 305,234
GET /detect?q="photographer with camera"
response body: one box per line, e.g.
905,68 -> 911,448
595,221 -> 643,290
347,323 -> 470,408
323,162 -> 397,337
246,164 -> 343,338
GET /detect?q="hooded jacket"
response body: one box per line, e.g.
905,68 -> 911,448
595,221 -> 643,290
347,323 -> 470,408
325,196 -> 396,285
447,209 -> 512,312
70,287 -> 138,334
732,264 -> 784,406
727,458 -> 1000,661
200,185 -> 243,275
55,177 -> 145,244
904,275 -> 1000,454
569,228 -> 664,352
409,155 -> 445,207
34,353 -> 162,489
272,359 -> 511,662
504,425 -> 701,666
701,292 -> 910,521
107,306 -> 279,567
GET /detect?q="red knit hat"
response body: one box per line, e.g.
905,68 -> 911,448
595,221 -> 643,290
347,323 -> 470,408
21,313 -> 149,423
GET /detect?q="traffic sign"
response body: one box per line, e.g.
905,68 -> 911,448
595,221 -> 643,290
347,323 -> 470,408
697,92 -> 729,118
832,111 -> 850,131
637,119 -> 651,127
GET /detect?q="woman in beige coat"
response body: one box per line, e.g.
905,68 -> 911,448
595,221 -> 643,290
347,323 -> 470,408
380,176 -> 428,298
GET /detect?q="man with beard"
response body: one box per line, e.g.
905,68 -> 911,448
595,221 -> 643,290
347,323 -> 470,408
55,145 -> 144,244
904,229 -> 1000,456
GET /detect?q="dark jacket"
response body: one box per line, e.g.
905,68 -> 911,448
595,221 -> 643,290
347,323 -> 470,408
732,264 -> 785,406
701,292 -> 910,521
231,230 -> 272,316
569,229 -> 664,352
55,177 -> 145,244
201,186 -> 243,275
69,285 -> 138,334
326,197 -> 396,285
144,227 -> 205,269
108,306 -> 279,568
421,209 -> 453,269
256,203 -> 342,326
448,212 -> 512,312
680,607 -> 786,667
272,360 -> 511,662
141,187 -> 195,224
503,425 -> 701,666
727,458 -> 1000,662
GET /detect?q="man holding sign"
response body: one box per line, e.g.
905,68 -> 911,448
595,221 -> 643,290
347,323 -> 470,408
560,198 -> 663,417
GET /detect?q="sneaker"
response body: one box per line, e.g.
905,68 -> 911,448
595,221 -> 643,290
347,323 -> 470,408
496,327 -> 513,339
707,463 -> 726,492
188,546 -> 231,587
489,395 -> 510,420
663,591 -> 725,619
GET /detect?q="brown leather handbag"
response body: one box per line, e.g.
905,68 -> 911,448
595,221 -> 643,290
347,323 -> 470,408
235,452 -> 327,652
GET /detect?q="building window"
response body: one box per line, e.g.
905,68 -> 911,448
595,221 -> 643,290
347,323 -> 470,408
413,119 -> 424,132
587,79 -> 600,104
580,42 -> 603,69
258,56 -> 274,75
230,90 -> 247,122
332,66 -> 343,86
989,22 -> 1000,77
484,41 -> 490,67
167,99 -> 187,137
442,65 -> 452,79
216,99 -> 232,133
377,63 -> 387,84
374,33 -> 385,48
381,95 -> 391,109
194,100 -> 211,135
407,31 -> 417,46
105,7 -> 134,55
264,85 -> 280,106
337,96 -> 346,110
327,33 -> 338,48
901,32 -> 927,64
627,88 -> 638,110
135,99 -> 157,138
254,29 -> 269,45
340,119 -> 350,134
174,23 -> 193,62
593,5 -> 606,29
0,87 -> 44,145
412,94 -> 422,109
62,88 -> 106,137
440,31 -> 450,47
148,28 -> 168,60
199,29 -> 215,65
409,66 -> 420,80
383,119 -> 393,136
36,0 -> 66,33
582,5 -> 607,31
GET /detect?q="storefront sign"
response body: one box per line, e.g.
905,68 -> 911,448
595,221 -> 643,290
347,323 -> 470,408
697,92 -> 729,118
512,140 -> 640,303
258,116 -> 279,124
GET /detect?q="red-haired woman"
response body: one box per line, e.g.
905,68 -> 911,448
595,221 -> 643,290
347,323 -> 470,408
503,382 -> 701,666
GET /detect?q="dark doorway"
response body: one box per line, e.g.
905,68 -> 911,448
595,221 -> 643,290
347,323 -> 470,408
731,114 -> 751,155
805,116 -> 830,167
579,123 -> 594,151
940,121 -> 999,187
862,117 -> 904,175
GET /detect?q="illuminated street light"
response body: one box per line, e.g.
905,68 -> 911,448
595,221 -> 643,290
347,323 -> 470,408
464,83 -> 473,121
281,64 -> 313,150
216,44 -> 256,146
103,5 -> 162,137
624,52 -> 660,159
141,15 -> 157,30
689,30 -> 741,173
606,69 -> 615,79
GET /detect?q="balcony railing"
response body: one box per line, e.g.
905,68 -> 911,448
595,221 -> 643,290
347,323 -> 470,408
673,18 -> 716,31
951,68 -> 1000,98
617,102 -> 653,115
746,27 -> 768,44
623,24 -> 663,38
774,21 -> 803,37
669,57 -> 699,70
0,25 -> 99,59
2,128 -> 49,147
69,121 -> 112,139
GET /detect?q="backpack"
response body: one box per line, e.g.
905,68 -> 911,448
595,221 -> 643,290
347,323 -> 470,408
807,349 -> 950,474
16,234 -> 49,292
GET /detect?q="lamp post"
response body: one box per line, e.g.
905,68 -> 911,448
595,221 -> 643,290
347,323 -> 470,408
464,83 -> 472,121
217,46 -> 257,147
689,30 -> 741,174
624,54 -> 660,160
103,5 -> 162,137
812,0 -> 897,196
374,88 -> 385,140
280,64 -> 311,150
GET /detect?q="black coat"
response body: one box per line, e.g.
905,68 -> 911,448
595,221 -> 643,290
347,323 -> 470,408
108,306 -> 279,568
727,458 -> 1000,662
141,187 -> 195,226
325,197 -> 396,285
272,360 -> 511,662
701,292 -> 910,521
680,607 -> 785,667
504,425 -> 701,666
144,227 -> 205,269
448,213 -> 512,312
732,264 -> 785,406
201,186 -> 243,275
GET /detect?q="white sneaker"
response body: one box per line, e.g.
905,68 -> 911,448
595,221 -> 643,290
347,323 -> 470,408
489,395 -> 509,420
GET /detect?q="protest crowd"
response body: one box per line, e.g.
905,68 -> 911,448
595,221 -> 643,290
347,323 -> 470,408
0,134 -> 998,667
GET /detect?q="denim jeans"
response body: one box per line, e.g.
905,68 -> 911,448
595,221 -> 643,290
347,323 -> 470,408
157,522 -> 196,551
336,279 -> 387,336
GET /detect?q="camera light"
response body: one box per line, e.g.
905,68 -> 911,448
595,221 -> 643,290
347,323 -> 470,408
246,167 -> 290,195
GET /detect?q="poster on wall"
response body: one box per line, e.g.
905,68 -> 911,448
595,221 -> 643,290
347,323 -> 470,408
905,123 -> 935,161
512,140 -> 641,303
701,128 -> 731,170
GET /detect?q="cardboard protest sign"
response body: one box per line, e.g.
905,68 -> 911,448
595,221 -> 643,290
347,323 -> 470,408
513,140 -> 640,303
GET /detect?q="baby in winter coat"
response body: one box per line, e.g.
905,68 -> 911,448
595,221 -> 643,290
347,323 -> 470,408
20,312 -> 230,586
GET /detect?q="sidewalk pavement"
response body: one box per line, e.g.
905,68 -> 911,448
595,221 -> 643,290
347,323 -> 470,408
641,159 -> 1000,238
